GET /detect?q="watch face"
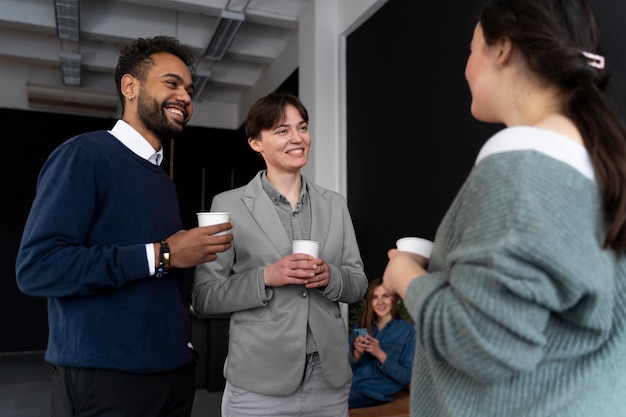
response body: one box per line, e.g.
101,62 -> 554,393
157,240 -> 169,277
156,265 -> 165,278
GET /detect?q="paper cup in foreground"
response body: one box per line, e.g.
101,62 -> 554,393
292,240 -> 321,257
396,237 -> 433,258
197,212 -> 230,235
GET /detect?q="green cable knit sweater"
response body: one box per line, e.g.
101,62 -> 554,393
405,126 -> 626,416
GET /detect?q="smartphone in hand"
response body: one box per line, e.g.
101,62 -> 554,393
354,328 -> 367,337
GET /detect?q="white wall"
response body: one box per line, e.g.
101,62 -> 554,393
298,0 -> 388,195
297,0 -> 389,326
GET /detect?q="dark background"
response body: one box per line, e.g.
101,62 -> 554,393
346,0 -> 626,280
2,71 -> 295,354
347,1 -> 495,280
3,0 -> 625,366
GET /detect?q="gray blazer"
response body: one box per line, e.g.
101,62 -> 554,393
191,171 -> 368,396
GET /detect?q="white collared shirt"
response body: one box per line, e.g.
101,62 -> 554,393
109,119 -> 164,166
109,119 -> 164,275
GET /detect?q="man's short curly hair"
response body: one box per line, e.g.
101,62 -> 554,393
114,36 -> 196,104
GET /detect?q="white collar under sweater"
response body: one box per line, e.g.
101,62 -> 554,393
109,119 -> 164,166
475,126 -> 595,182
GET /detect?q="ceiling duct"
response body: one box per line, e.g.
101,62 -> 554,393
54,0 -> 80,41
27,83 -> 119,118
55,0 -> 82,86
193,71 -> 212,100
203,8 -> 246,60
60,51 -> 82,87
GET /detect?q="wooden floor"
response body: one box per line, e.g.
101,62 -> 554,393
0,351 -> 223,417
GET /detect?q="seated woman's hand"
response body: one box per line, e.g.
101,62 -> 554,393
361,335 -> 386,363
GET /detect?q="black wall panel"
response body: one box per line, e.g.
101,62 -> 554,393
346,0 -> 626,281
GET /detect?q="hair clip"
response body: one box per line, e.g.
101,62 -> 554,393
582,51 -> 605,69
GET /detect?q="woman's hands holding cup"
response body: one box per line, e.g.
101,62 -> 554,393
382,238 -> 432,301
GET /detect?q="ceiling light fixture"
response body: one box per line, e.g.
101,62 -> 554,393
27,83 -> 118,118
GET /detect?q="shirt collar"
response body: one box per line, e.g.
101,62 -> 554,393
109,119 -> 164,165
261,170 -> 309,204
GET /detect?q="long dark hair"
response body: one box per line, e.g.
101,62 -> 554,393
359,278 -> 400,334
479,0 -> 626,250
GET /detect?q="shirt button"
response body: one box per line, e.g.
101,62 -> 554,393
301,291 -> 308,298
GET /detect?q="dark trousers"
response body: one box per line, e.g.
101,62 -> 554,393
51,360 -> 196,417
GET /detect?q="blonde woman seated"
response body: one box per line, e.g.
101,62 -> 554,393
349,278 -> 416,409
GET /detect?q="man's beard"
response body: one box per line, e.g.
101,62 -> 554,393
136,93 -> 186,140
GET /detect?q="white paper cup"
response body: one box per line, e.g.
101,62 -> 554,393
197,212 -> 230,235
292,240 -> 321,257
396,237 -> 433,258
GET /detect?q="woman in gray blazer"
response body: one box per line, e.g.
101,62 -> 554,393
191,93 -> 368,417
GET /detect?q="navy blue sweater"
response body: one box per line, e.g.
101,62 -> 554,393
16,130 -> 192,373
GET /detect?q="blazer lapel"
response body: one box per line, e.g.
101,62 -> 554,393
241,173 -> 333,257
307,180 -> 331,254
242,172 -> 292,255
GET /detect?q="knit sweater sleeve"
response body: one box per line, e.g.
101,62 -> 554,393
405,138 -> 613,384
16,132 -> 168,297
